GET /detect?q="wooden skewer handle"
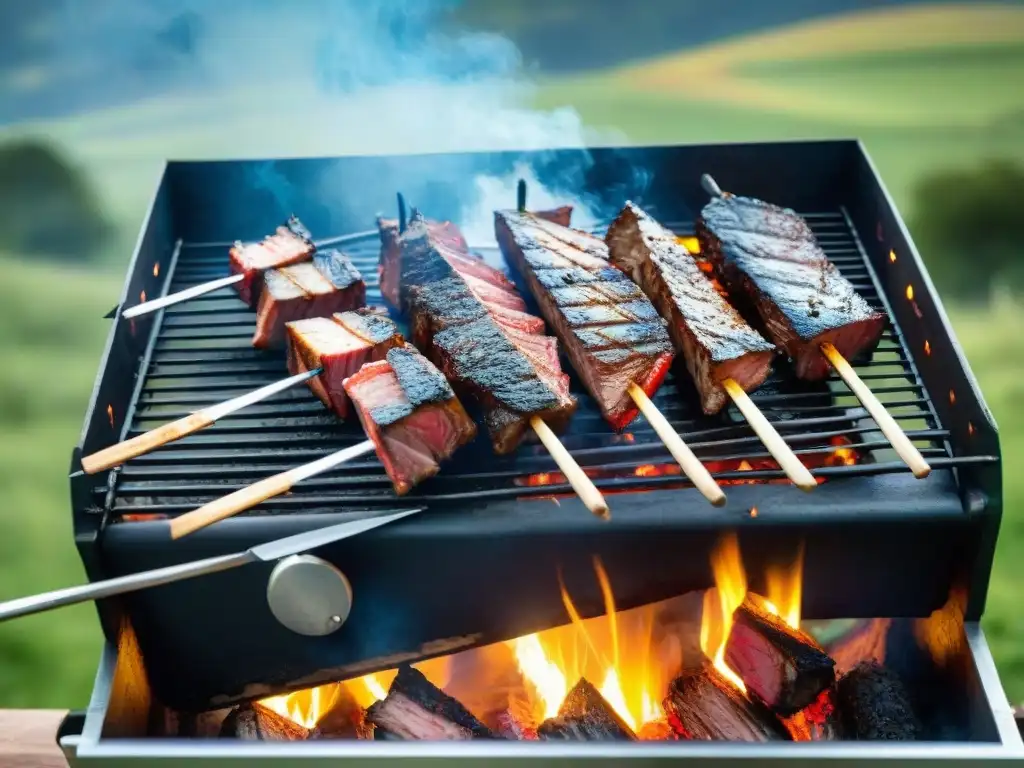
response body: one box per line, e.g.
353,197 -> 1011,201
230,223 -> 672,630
821,342 -> 931,479
628,384 -> 726,507
80,411 -> 215,474
530,416 -> 610,519
169,470 -> 299,540
723,379 -> 818,491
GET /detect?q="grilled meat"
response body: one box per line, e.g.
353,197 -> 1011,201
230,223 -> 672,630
229,215 -> 315,307
697,194 -> 884,380
344,344 -> 477,495
285,308 -> 404,420
382,212 -> 576,454
606,202 -> 775,414
252,249 -> 365,349
495,209 -> 675,430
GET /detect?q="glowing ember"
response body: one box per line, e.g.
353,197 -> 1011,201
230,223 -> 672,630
924,340 -> 931,356
153,262 -> 161,277
749,506 -> 758,518
889,250 -> 896,263
140,289 -> 147,303
700,534 -> 748,693
949,389 -> 956,405
905,285 -> 914,301
106,404 -> 114,428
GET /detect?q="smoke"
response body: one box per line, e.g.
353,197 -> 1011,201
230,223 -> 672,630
48,0 -> 633,241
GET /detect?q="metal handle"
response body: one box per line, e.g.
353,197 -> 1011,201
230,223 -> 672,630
701,173 -> 725,199
0,551 -> 253,623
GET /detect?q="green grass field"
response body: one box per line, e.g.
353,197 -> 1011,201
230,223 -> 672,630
1,1 -> 1023,709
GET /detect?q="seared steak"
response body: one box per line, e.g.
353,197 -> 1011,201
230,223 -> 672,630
381,212 -> 576,454
606,202 -> 775,414
285,309 -> 403,419
344,344 -> 477,495
229,215 -> 315,307
495,209 -> 675,430
697,194 -> 884,380
252,249 -> 365,349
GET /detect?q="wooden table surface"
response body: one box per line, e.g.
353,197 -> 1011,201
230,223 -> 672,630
0,710 -> 68,768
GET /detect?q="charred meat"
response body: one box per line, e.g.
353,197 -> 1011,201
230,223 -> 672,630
697,194 -> 884,380
381,211 -> 576,454
253,249 -> 366,349
496,209 -> 674,430
607,202 -> 775,414
229,215 -> 315,307
285,308 -> 404,420
343,344 -> 477,495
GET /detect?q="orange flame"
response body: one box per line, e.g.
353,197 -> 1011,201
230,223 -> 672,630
763,542 -> 805,630
106,404 -> 114,428
258,672 -> 391,729
700,534 -> 747,692
676,236 -> 701,253
512,559 -> 665,732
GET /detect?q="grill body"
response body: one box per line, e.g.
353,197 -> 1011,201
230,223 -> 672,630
71,140 -> 1001,710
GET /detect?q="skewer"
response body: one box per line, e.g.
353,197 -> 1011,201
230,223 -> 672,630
820,343 -> 930,478
530,416 -> 610,520
628,384 -> 726,506
79,369 -> 322,474
120,229 -> 377,320
701,173 -> 930,480
723,379 -> 817,491
168,440 -> 378,539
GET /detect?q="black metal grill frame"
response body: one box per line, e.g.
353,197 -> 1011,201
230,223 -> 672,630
69,140 -> 1002,710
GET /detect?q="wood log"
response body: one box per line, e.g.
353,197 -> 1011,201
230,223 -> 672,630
664,661 -> 790,742
725,595 -> 836,716
781,688 -> 843,741
218,703 -> 310,741
537,678 -> 637,741
836,661 -> 921,740
365,665 -> 496,740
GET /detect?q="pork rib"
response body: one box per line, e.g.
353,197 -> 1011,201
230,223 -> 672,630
495,209 -> 674,430
252,249 -> 366,349
229,215 -> 315,307
344,344 -> 477,495
606,202 -> 775,414
285,308 -> 404,420
697,194 -> 884,380
381,212 -> 576,454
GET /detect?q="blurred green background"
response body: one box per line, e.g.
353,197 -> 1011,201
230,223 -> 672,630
0,0 -> 1022,708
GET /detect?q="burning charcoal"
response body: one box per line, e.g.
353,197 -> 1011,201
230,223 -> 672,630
495,708 -> 538,741
365,666 -> 497,740
637,719 -> 678,741
781,688 -> 843,741
836,661 -> 921,740
664,662 -> 790,742
725,595 -> 836,716
219,703 -> 310,741
537,678 -> 637,741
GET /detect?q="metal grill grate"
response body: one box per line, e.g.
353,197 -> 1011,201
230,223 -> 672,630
97,209 -> 988,520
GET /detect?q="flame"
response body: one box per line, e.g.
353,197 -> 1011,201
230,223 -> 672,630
825,436 -> 858,467
511,559 -> 664,732
700,534 -> 747,693
259,682 -> 344,730
676,236 -> 701,253
764,542 -> 805,630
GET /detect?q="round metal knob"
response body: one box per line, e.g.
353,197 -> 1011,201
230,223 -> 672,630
266,554 -> 352,637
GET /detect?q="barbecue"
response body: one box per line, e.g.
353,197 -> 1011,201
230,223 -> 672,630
381,207 -> 608,517
252,249 -> 366,349
697,175 -> 930,478
55,141 -> 1014,765
605,200 -> 776,416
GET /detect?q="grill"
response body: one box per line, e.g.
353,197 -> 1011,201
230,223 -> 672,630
61,140 -> 1015,763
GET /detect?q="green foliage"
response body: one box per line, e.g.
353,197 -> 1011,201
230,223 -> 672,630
912,159 -> 1024,302
0,139 -> 113,262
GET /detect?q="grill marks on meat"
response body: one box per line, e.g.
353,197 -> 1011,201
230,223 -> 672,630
697,195 -> 884,380
344,344 -> 476,495
229,215 -> 315,307
381,212 -> 576,454
496,210 -> 674,430
606,202 -> 775,414
285,308 -> 403,420
252,249 -> 366,348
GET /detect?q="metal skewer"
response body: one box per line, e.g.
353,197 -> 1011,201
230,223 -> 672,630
79,368 -> 322,474
701,173 -> 929,481
0,508 -> 423,623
